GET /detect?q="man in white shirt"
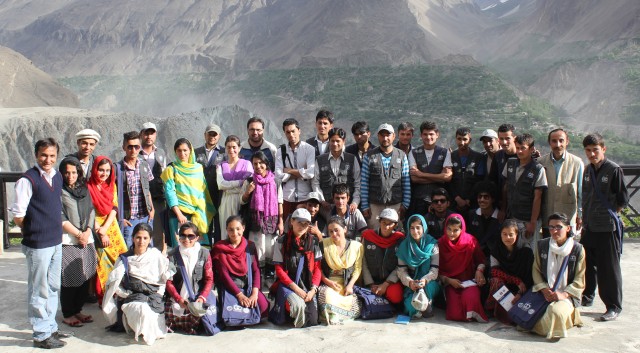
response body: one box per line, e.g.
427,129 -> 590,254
276,118 -> 316,220
306,110 -> 334,156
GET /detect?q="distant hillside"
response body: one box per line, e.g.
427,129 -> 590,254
0,46 -> 78,108
0,0 -> 485,76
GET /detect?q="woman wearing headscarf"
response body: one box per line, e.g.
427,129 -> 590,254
165,222 -> 214,334
317,216 -> 363,324
438,214 -> 488,322
59,157 -> 98,327
217,135 -> 253,240
103,223 -> 174,345
161,138 -> 216,247
213,216 -> 269,321
360,208 -> 405,304
531,213 -> 585,339
396,214 -> 440,319
240,151 -> 283,277
485,219 -> 534,324
87,156 -> 128,301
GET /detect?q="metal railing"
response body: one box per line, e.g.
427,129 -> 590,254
2,166 -> 640,249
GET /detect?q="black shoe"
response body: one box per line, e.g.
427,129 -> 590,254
600,309 -> 619,321
53,330 -> 74,339
581,297 -> 593,307
265,269 -> 275,280
33,336 -> 67,349
85,294 -> 98,304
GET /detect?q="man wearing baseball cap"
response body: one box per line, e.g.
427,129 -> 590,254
360,123 -> 410,231
479,128 -> 501,183
139,122 -> 167,248
195,123 -> 225,242
66,128 -> 101,180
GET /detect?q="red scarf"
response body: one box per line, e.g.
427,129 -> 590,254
361,229 -> 405,249
212,237 -> 248,277
438,213 -> 478,278
87,156 -> 116,216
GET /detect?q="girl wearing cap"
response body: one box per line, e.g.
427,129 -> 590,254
438,214 -> 488,322
317,216 -> 363,324
360,208 -> 405,304
217,135 -> 253,241
396,214 -> 440,319
270,208 -> 323,327
164,222 -> 214,334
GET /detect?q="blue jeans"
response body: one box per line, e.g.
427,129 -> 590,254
122,216 -> 152,249
22,244 -> 62,341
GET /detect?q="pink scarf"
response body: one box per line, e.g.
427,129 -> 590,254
250,171 -> 279,233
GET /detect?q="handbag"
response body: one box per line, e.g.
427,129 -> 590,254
268,255 -> 304,325
353,286 -> 395,320
174,252 -> 220,336
508,255 -> 570,330
411,288 -> 429,312
220,252 -> 262,327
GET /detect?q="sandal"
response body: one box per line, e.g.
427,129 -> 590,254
75,313 -> 94,323
63,318 -> 84,327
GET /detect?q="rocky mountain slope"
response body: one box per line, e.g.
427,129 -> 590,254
0,0 -> 486,76
0,105 -> 283,172
0,46 -> 78,108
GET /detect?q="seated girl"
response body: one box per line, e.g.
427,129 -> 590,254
397,214 -> 440,319
438,214 -> 488,322
103,223 -> 174,345
165,222 -> 214,334
318,216 -> 363,324
485,219 -> 533,324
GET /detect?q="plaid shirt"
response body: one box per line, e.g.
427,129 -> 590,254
124,159 -> 153,219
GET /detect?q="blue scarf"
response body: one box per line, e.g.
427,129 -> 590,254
396,214 -> 437,279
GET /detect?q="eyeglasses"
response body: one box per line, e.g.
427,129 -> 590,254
548,225 -> 566,231
207,132 -> 219,137
477,194 -> 491,200
432,199 -> 447,204
179,233 -> 198,240
126,145 -> 141,150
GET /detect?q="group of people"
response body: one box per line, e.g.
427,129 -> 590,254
10,111 -> 629,348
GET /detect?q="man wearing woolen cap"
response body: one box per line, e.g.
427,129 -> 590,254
360,123 -> 411,231
66,128 -> 101,180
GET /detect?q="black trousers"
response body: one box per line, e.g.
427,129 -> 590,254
61,280 -> 90,318
582,229 -> 623,312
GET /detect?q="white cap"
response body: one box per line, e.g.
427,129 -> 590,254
75,129 -> 101,143
142,122 -> 157,132
291,208 -> 312,222
377,123 -> 394,134
205,123 -> 221,135
306,191 -> 322,203
377,208 -> 399,223
480,129 -> 498,141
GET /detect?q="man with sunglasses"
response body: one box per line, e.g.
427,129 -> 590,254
115,131 -> 155,249
423,188 -> 453,239
466,181 -> 501,258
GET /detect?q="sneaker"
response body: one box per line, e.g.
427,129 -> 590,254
33,336 -> 66,349
600,309 -> 619,321
53,330 -> 74,339
581,296 -> 594,307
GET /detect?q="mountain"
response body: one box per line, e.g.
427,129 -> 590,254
0,45 -> 78,108
0,105 -> 282,172
0,0 -> 487,76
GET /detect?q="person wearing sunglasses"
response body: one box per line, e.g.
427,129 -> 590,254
115,131 -> 155,249
165,222 -> 214,335
424,188 -> 454,239
466,181 -> 501,259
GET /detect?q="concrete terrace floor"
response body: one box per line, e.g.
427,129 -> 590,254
1,243 -> 640,353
